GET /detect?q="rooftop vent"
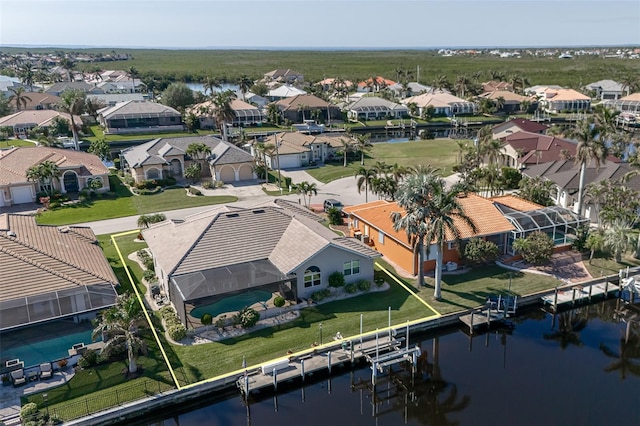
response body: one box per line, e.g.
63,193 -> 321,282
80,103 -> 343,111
58,226 -> 70,233
225,213 -> 240,218
252,209 -> 265,214
7,230 -> 16,237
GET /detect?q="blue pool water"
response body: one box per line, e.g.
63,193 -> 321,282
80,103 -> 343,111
2,328 -> 98,368
190,290 -> 272,319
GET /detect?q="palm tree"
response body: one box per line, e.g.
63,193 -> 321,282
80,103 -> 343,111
355,166 -> 376,203
353,133 -> 372,165
26,160 -> 61,196
203,75 -> 222,96
454,75 -> 470,98
295,181 -> 318,207
337,138 -> 352,167
237,75 -> 253,101
186,142 -> 212,177
59,57 -> 75,81
566,118 -> 609,216
18,63 -> 35,91
212,90 -> 237,141
603,220 -> 635,263
266,103 -> 281,125
137,214 -> 152,229
127,67 -> 140,93
393,173 -> 476,298
57,89 -> 86,150
8,86 -> 32,111
90,66 -> 103,83
389,163 -> 409,182
432,75 -> 449,91
372,160 -> 391,175
371,175 -> 398,200
92,293 -> 146,374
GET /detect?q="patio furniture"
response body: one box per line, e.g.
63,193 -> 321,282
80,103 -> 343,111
39,363 -> 53,380
10,369 -> 26,386
28,371 -> 39,382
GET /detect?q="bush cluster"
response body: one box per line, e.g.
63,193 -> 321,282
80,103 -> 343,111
232,307 -> 260,329
273,296 -> 285,307
135,177 -> 177,190
356,279 -> 371,292
160,306 -> 186,340
201,313 -> 212,325
311,289 -> 331,302
328,271 -> 346,288
202,180 -> 215,189
78,349 -> 99,369
137,249 -> 155,271
188,186 -> 202,196
168,324 -> 187,341
344,283 -> 358,293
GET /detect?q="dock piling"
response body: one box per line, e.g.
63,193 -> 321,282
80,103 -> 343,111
300,359 -> 305,382
553,288 -> 558,312
328,351 -> 332,374
273,368 -> 277,391
588,283 -> 593,302
469,311 -> 474,335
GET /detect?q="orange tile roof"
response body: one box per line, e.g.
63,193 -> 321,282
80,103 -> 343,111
346,194 -> 515,247
489,195 -> 543,212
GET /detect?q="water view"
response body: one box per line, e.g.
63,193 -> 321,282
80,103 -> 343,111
139,299 -> 640,426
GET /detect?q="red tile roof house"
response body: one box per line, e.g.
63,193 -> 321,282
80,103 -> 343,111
0,110 -> 82,139
343,194 -> 588,276
0,147 -> 110,207
342,194 -> 516,276
356,76 -> 397,93
491,118 -> 549,140
498,130 -> 579,169
538,88 -> 591,113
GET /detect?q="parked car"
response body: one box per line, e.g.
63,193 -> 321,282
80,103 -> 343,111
323,199 -> 344,213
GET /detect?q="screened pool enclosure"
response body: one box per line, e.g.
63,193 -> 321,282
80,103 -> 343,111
498,205 -> 590,255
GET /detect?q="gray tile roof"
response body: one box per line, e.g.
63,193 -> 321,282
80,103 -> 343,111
523,160 -> 640,191
98,101 -> 181,120
143,204 -> 379,281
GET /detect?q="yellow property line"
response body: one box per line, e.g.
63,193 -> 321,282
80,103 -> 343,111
375,261 -> 441,318
111,230 -> 183,390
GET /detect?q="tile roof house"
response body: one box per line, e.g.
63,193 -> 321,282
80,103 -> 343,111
45,82 -> 104,97
142,203 -> 380,326
343,194 -> 515,275
604,92 -> 640,115
266,85 -> 307,101
8,92 -> 61,112
256,132 -> 346,169
583,79 -> 627,101
275,94 -> 341,123
387,82 -> 432,99
481,81 -> 513,93
498,130 -> 579,169
538,88 -> 591,113
476,90 -> 536,113
88,93 -> 146,107
402,92 -> 476,117
492,118 -> 549,140
263,69 -> 304,84
0,146 -> 110,206
522,160 -> 640,221
356,76 -> 397,93
0,110 -> 82,139
186,99 -> 265,130
347,97 -> 409,121
121,135 -> 255,184
97,101 -> 183,135
0,213 -> 119,331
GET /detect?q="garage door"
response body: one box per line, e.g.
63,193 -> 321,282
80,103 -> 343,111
218,166 -> 236,183
238,164 -> 253,180
11,186 -> 34,204
278,155 -> 300,169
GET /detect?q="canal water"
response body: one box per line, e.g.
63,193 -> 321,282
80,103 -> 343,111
140,299 -> 640,426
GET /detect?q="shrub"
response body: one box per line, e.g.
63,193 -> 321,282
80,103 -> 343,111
344,283 -> 358,294
512,231 -> 554,265
201,313 -> 212,326
214,315 -> 227,330
273,296 -> 285,307
202,180 -> 214,189
144,259 -> 155,271
328,271 -> 346,288
327,207 -> 344,225
20,403 -> 38,421
233,307 -> 260,329
463,238 -> 499,266
311,289 -> 331,302
357,279 -> 371,292
373,271 -> 385,286
188,186 -> 202,196
137,249 -> 151,263
142,269 -> 156,282
48,201 -> 61,209
78,349 -> 99,369
168,324 -> 187,341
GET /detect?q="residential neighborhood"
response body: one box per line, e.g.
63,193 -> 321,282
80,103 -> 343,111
0,45 -> 639,426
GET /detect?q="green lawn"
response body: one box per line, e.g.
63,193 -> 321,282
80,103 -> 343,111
0,139 -> 37,148
583,251 -> 640,278
306,138 -> 460,183
37,175 -> 238,225
97,234 -> 147,295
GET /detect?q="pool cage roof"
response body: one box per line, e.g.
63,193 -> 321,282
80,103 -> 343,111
0,284 -> 118,332
171,259 -> 294,302
500,205 -> 589,235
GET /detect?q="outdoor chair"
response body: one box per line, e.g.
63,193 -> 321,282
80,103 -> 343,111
40,363 -> 53,380
10,369 -> 26,386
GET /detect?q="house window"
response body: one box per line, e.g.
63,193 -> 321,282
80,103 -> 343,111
304,266 -> 321,288
447,241 -> 458,251
343,260 -> 360,276
378,232 -> 385,244
353,218 -> 359,228
364,225 -> 370,236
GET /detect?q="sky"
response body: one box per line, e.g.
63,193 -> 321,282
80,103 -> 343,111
1,0 -> 639,49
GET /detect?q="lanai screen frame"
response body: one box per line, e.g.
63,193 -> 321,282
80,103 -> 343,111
503,206 -> 589,255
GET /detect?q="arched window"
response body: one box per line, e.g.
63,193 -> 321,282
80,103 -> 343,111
304,266 -> 321,288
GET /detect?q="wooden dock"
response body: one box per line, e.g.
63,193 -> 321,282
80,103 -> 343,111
541,281 -> 619,311
459,309 -> 505,334
236,331 -> 418,396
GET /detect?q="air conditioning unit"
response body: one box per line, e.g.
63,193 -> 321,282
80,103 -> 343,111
362,235 -> 370,244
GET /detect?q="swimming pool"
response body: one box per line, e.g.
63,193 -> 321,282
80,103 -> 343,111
190,290 -> 272,319
1,327 -> 99,368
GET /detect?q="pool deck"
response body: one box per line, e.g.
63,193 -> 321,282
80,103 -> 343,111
0,368 -> 76,423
